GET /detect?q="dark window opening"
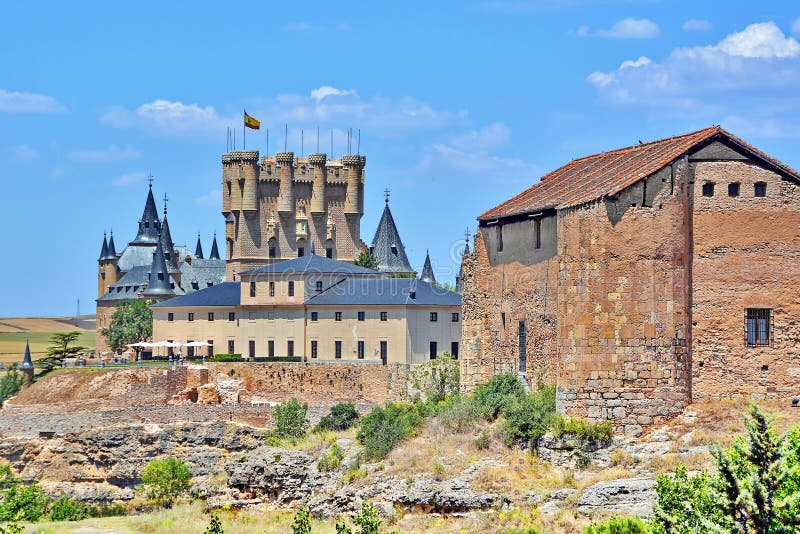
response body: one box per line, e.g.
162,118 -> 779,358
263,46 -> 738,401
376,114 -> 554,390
249,281 -> 256,297
534,218 -> 541,249
269,282 -> 275,297
380,312 -> 388,321
429,341 -> 438,360
358,311 -> 365,321
187,341 -> 195,358
269,246 -> 276,258
287,340 -> 294,357
702,183 -> 715,197
380,341 -> 388,365
451,341 -> 459,358
452,312 -> 459,322
288,281 -> 295,297
167,340 -> 174,357
268,340 -> 274,357
518,320 -> 527,373
746,308 -> 772,346
316,281 -> 323,292
699,361 -> 704,367
728,183 -> 740,197
430,312 -> 438,322
311,340 -> 318,358
326,247 -> 333,258
297,247 -> 305,257
641,179 -> 651,207
755,182 -> 767,197
168,313 -> 174,322
335,340 -> 342,359
208,312 -> 214,322
207,340 -> 214,358
188,313 -> 194,322
761,364 -> 769,371
228,312 -> 235,321
496,225 -> 503,252
228,340 -> 235,354
335,312 -> 342,321
248,340 -> 255,358
157,272 -> 164,281
501,312 -> 506,330
311,311 -> 318,322
357,340 -> 365,359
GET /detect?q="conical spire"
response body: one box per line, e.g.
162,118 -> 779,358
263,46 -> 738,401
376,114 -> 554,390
195,233 -> 204,259
370,197 -> 414,275
143,234 -> 174,297
131,180 -> 161,245
98,233 -> 109,262
420,250 -> 436,284
209,232 -> 220,260
107,230 -> 117,259
19,340 -> 34,370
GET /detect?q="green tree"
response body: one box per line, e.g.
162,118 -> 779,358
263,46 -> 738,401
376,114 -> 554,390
291,507 -> 312,534
315,402 -> 360,432
358,402 -> 423,460
0,373 -> 22,404
45,332 -> 87,359
409,353 -> 460,403
652,464 -> 722,533
100,299 -> 152,355
500,385 -> 557,450
469,373 -> 526,420
0,483 -> 49,522
140,457 -> 191,508
204,513 -> 224,534
354,249 -> 378,270
273,398 -> 310,439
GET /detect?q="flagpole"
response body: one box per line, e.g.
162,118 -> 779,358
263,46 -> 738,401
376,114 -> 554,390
243,110 -> 246,150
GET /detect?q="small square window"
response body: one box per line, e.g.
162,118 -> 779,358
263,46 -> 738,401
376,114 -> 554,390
358,311 -> 365,321
208,312 -> 214,322
728,183 -> 740,197
288,281 -> 295,297
228,312 -> 235,322
188,313 -> 194,322
311,312 -> 318,322
452,312 -> 459,322
168,312 -> 174,322
746,308 -> 772,346
316,281 -> 323,292
430,312 -> 438,322
702,183 -> 715,197
380,312 -> 388,322
297,247 -> 305,257
335,312 -> 342,322
754,182 -> 767,197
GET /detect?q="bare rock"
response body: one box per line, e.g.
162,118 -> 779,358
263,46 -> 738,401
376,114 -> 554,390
197,384 -> 221,405
577,477 -> 655,517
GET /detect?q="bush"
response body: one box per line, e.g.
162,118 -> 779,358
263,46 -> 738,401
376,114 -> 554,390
651,463 -> 720,533
274,398 -> 310,439
140,457 -> 191,507
551,416 -> 613,442
0,372 -> 22,404
500,385 -> 556,449
212,354 -> 242,361
291,507 -> 312,534
317,444 -> 345,472
316,403 -> 360,432
408,354 -> 460,403
584,516 -> 651,534
474,429 -> 491,450
335,501 -> 387,534
357,402 -> 423,460
438,395 -> 478,433
88,503 -> 126,517
0,482 -> 49,522
205,513 -> 225,534
470,374 -> 526,420
50,496 -> 90,521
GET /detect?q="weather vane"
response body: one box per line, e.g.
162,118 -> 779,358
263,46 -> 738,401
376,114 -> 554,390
384,188 -> 390,204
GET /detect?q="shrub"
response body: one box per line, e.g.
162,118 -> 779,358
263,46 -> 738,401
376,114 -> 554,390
500,385 -> 556,449
408,353 -> 460,403
551,416 -> 613,442
205,513 -> 225,534
88,503 -> 126,517
318,444 -> 345,472
470,374 -> 525,420
651,463 -> 720,533
584,516 -> 651,534
212,354 -> 242,361
357,402 -> 423,460
273,398 -> 310,439
437,395 -> 478,433
0,482 -> 49,522
316,403 -> 360,432
0,372 -> 22,404
291,507 -> 312,534
335,501 -> 388,534
474,429 -> 491,450
140,456 -> 191,507
50,496 -> 90,521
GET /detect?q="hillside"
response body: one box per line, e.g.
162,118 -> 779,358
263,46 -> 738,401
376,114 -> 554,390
0,315 -> 95,364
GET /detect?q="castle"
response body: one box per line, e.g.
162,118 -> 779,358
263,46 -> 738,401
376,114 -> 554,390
460,126 -> 800,435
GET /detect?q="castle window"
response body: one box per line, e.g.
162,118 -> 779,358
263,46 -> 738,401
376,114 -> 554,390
249,281 -> 256,297
248,340 -> 255,359
228,340 -> 235,353
287,340 -> 294,357
298,247 -> 305,257
451,341 -> 459,358
316,281 -> 323,292
728,183 -> 740,197
497,225 -> 503,252
268,340 -> 275,357
746,308 -> 772,346
208,312 -> 214,322
167,340 -> 174,357
702,182 -> 715,197
269,246 -> 276,258
207,340 -> 214,358
754,182 -> 767,197
187,340 -> 195,358
358,311 -> 365,321
358,340 -> 365,359
288,281 -> 295,297
145,222 -> 150,228
228,312 -> 235,321
335,312 -> 342,322
326,247 -> 333,258
380,312 -> 388,322
311,340 -> 318,358
311,311 -> 318,322
335,340 -> 342,359
248,312 -> 256,321
429,341 -> 438,360
534,218 -> 541,249
168,313 -> 174,322
430,312 -> 438,322
269,282 -> 275,297
157,272 -> 164,281
452,312 -> 460,322
207,282 -> 213,287
188,313 -> 194,322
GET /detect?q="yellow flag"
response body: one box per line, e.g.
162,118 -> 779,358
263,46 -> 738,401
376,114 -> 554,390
244,111 -> 261,130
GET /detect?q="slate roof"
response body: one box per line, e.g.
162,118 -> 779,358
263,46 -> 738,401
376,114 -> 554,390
143,239 -> 174,297
419,251 -> 436,284
152,282 -> 241,308
130,185 -> 161,245
98,234 -> 109,261
107,231 -> 117,258
195,234 -> 204,259
242,255 -> 380,276
117,244 -> 156,273
209,233 -> 221,260
478,126 -> 800,221
370,201 -> 414,274
180,258 -> 226,291
307,277 -> 461,306
20,341 -> 33,370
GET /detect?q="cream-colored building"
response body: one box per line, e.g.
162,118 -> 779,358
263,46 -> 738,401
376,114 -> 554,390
152,255 -> 461,364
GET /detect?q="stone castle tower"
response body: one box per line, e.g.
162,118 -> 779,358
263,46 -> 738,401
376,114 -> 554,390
221,150 -> 366,280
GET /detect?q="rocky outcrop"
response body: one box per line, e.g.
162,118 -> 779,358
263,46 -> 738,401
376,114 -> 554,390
577,477 -> 656,517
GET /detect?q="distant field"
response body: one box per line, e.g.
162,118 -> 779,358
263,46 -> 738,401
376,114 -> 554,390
0,316 -> 95,363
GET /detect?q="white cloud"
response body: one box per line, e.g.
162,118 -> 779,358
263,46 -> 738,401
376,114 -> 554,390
113,172 -> 147,187
195,189 -> 218,206
69,145 -> 140,163
5,145 -> 37,162
576,17 -> 660,39
620,56 -> 651,69
101,100 -> 230,136
586,71 -> 616,88
310,86 -> 358,102
683,19 -> 711,32
449,123 -> 511,151
793,17 -> 800,36
0,88 -> 65,113
714,22 -> 800,58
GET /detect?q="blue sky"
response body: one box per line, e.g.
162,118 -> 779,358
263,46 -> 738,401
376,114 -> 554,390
1,0 -> 799,316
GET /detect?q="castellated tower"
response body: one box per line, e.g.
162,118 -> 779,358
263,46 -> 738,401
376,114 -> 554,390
221,149 -> 366,280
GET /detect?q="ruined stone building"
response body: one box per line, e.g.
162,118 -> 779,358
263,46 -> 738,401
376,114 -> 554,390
460,127 -> 800,434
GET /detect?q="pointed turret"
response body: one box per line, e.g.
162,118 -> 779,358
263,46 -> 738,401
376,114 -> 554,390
370,193 -> 414,275
107,230 -> 117,259
420,250 -> 436,284
210,232 -> 220,260
19,340 -> 34,387
143,236 -> 174,298
456,231 -> 470,293
131,181 -> 161,245
98,233 -> 109,262
195,233 -> 204,259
